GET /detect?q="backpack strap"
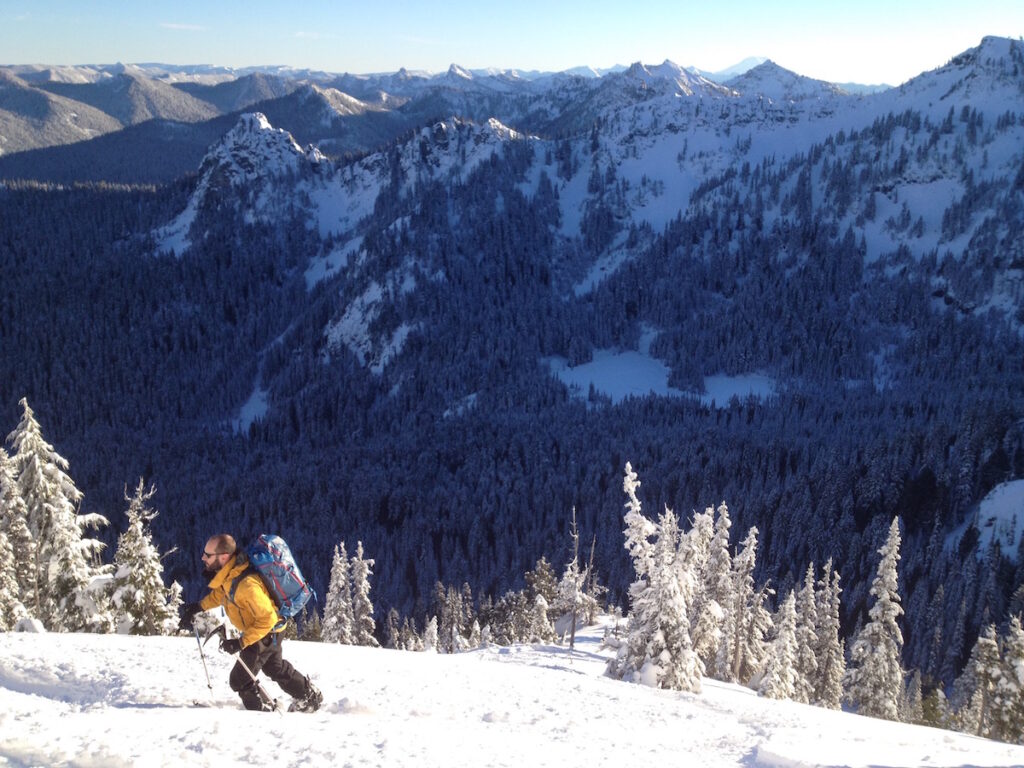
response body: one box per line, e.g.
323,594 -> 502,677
227,565 -> 256,605
227,564 -> 286,633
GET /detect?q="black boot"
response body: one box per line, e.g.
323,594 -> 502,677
288,677 -> 323,713
239,683 -> 275,712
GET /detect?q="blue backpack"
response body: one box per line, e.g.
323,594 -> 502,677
230,534 -> 315,629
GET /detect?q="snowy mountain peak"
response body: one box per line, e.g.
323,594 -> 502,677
199,112 -> 306,185
155,113 -> 313,255
895,35 -> 1024,108
724,60 -> 851,103
446,64 -> 474,81
619,60 -> 732,97
727,60 -> 848,101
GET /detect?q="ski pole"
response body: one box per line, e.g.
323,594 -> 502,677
193,626 -> 214,692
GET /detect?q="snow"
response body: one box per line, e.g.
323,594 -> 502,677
232,385 -> 269,434
2,621 -> 1022,767
545,329 -> 776,407
949,479 -> 1024,561
547,349 -> 686,404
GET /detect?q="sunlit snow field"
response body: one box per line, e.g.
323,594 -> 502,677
1,620 -> 1021,767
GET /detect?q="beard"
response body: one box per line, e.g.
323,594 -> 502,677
202,565 -> 220,580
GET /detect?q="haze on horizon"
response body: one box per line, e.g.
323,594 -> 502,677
1,1 -> 1023,87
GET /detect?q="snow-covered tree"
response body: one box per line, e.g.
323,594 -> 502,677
698,501 -> 733,669
608,463 -> 656,682
468,618 -> 482,648
609,476 -> 701,693
529,594 -> 556,643
793,563 -> 819,704
525,556 -> 558,610
902,669 -> 925,725
649,506 -> 702,692
350,541 -> 379,647
321,541 -> 354,644
921,686 -> 952,729
688,504 -> 724,670
553,508 -> 596,646
953,624 -> 1000,737
814,558 -> 845,709
422,615 -> 439,652
758,590 -> 799,700
0,528 -> 24,630
844,517 -> 905,721
398,616 -> 421,651
298,606 -> 323,641
108,480 -> 182,635
994,615 -> 1024,743
717,526 -> 771,684
622,462 -> 655,581
7,398 -> 109,631
0,447 -> 27,629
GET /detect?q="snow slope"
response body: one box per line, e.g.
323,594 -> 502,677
1,622 -> 1021,767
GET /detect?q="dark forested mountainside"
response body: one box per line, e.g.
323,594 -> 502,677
2,37 -> 1024,690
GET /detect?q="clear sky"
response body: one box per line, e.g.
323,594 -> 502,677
2,1 -> 1022,86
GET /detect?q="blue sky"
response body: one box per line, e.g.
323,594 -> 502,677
2,1 -> 1022,85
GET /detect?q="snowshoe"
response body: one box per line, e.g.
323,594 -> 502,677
288,678 -> 323,713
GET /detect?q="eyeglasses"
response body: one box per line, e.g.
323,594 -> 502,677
202,550 -> 223,559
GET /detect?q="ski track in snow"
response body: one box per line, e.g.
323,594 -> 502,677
2,624 -> 1023,767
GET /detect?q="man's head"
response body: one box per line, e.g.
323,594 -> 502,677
202,534 -> 236,578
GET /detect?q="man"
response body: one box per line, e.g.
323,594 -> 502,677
192,533 -> 322,712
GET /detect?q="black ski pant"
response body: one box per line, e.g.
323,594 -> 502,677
229,633 -> 308,708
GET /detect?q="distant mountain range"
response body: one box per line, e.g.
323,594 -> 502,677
0,55 -> 889,165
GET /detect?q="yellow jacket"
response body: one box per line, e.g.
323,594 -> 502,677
199,554 -> 281,648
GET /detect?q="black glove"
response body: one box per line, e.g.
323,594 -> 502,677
220,637 -> 242,655
180,602 -> 201,630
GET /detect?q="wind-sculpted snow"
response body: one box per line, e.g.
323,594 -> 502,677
1,622 -> 1022,767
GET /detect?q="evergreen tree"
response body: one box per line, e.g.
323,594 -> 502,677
468,618 -> 482,648
321,541 -> 354,644
437,584 -> 464,653
758,590 -> 799,700
622,462 -> 655,581
529,594 -> 556,643
994,615 -> 1024,743
901,669 -> 925,725
921,687 -> 951,729
0,448 -> 27,628
554,508 -> 595,646
384,607 -> 402,649
608,462 -> 656,682
688,504 -> 724,671
7,398 -> 109,631
109,480 -> 182,635
649,506 -> 702,692
699,502 -> 733,670
399,616 -> 421,651
298,606 -> 323,641
814,558 -> 845,709
0,528 -> 24,630
524,557 -> 558,609
717,526 -> 771,684
459,582 -> 476,639
793,563 -> 819,704
350,541 -> 379,647
608,466 -> 700,691
422,615 -> 439,652
844,517 -> 905,721
953,624 -> 1000,737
